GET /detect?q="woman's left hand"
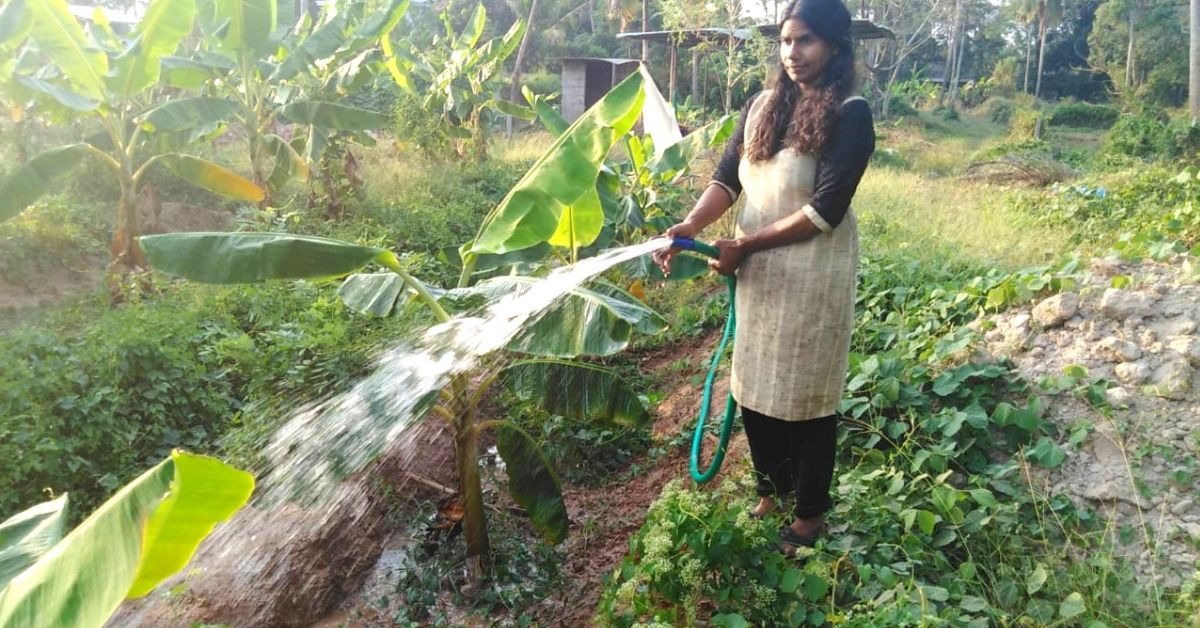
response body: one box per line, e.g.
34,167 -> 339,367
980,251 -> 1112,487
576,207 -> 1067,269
709,238 -> 746,276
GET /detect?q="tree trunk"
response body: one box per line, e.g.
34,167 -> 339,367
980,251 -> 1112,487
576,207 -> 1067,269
1035,10 -> 1048,99
1192,0 -> 1200,122
691,48 -> 700,107
506,0 -> 540,136
941,0 -> 961,106
642,0 -> 649,61
455,397 -> 489,569
1023,20 -> 1034,94
949,9 -> 967,107
669,43 -> 677,104
1125,1 -> 1138,92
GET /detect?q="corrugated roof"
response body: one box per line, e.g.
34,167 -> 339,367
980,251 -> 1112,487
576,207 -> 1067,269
616,20 -> 894,46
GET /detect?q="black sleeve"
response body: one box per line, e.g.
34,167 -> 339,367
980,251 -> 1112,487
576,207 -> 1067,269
709,93 -> 760,201
808,99 -> 875,230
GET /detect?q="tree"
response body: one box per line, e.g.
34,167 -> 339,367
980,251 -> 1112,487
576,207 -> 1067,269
1034,0 -> 1064,99
1191,0 -> 1199,120
0,0 -> 263,283
143,73 -> 650,580
1090,0 -> 1187,105
861,0 -> 946,118
382,3 -> 526,160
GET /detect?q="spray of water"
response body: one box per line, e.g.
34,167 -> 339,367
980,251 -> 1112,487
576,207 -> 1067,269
254,238 -> 671,504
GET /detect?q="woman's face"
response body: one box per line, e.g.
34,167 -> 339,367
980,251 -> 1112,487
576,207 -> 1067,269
779,18 -> 834,87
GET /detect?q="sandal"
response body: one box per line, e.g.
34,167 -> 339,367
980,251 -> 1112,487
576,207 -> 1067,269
778,525 -> 820,555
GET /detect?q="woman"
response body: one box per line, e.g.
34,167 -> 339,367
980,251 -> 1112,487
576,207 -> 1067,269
656,0 -> 874,551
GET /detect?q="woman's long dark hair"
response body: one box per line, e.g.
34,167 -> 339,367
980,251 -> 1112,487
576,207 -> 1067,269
744,0 -> 856,163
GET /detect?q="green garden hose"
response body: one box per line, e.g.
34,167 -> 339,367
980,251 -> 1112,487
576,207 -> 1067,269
670,238 -> 737,483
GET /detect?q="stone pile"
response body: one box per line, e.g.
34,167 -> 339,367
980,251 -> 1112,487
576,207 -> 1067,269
978,256 -> 1200,584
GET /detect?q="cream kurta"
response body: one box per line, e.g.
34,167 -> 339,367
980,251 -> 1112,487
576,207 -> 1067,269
730,96 -> 860,421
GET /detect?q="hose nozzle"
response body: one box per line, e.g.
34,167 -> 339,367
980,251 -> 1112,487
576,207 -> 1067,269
671,237 -> 721,259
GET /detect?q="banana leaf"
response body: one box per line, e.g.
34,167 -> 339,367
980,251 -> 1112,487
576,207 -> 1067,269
26,0 -> 107,100
0,496 -> 67,590
159,154 -> 264,201
337,272 -> 412,317
494,422 -> 567,544
139,97 -> 239,132
445,276 -> 666,357
270,12 -> 347,81
0,451 -> 253,626
142,232 -> 395,283
503,359 -> 650,427
0,144 -> 95,222
281,100 -> 390,131
0,0 -> 30,48
111,0 -> 196,98
213,0 -> 275,54
467,71 -> 644,256
13,75 -> 98,111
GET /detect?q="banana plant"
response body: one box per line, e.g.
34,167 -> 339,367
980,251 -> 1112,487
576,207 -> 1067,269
0,0 -> 264,277
0,450 -> 253,627
381,2 -> 529,160
139,74 -> 657,573
172,0 -> 407,206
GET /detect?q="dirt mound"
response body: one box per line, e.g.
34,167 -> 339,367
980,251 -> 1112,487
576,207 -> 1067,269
109,419 -> 458,627
981,255 -> 1200,585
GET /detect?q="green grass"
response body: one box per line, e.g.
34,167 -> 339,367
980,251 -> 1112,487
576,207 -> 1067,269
855,167 -> 1079,270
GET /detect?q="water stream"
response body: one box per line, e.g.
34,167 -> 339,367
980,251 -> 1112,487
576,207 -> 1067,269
254,238 -> 671,505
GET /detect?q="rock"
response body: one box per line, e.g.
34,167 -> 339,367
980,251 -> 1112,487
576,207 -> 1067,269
1090,257 -> 1124,277
1100,288 -> 1158,320
986,329 -> 1004,343
1168,336 -> 1200,366
1098,337 -> 1143,362
1033,293 -> 1080,328
1151,359 -> 1191,400
1115,361 -> 1152,386
1172,498 -> 1195,516
1005,314 -> 1033,344
1184,522 -> 1200,540
1105,386 -> 1133,408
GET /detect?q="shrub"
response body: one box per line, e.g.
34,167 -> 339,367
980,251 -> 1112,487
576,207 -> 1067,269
0,197 -> 110,287
1049,102 -> 1118,129
987,97 -> 1015,125
1009,106 -> 1050,139
0,281 -> 413,520
393,92 -> 454,159
987,57 -> 1019,97
1103,112 -> 1196,161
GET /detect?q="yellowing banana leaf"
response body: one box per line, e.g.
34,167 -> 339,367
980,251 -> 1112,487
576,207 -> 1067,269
467,71 -> 644,256
0,495 -> 67,590
281,100 -> 391,131
494,422 -> 567,544
159,154 -> 264,201
337,272 -> 412,317
141,232 -> 394,283
503,359 -> 650,427
26,0 -> 108,100
0,451 -> 253,627
0,143 -> 95,222
111,0 -> 196,98
380,31 -> 415,95
139,97 -> 239,132
447,276 -> 666,357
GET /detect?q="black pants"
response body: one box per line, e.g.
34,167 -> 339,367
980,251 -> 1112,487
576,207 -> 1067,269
742,406 -> 837,519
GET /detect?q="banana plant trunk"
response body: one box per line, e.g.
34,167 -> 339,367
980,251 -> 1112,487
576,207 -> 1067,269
451,377 -> 490,571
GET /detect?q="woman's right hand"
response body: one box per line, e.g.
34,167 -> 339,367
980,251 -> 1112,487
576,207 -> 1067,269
654,221 -> 699,276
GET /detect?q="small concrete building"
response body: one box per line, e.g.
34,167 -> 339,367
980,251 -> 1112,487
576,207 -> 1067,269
558,58 -> 639,122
